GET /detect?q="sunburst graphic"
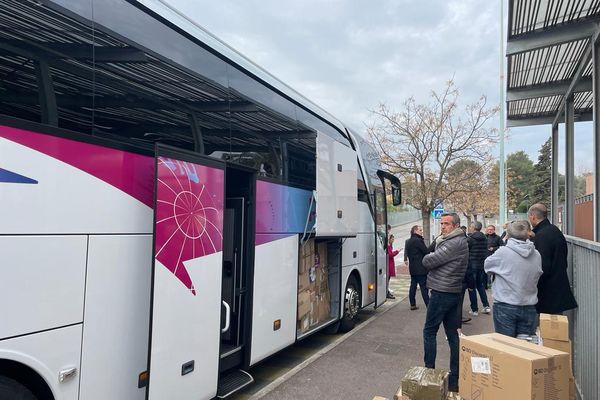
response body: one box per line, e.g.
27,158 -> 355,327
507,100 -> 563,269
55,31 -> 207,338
154,157 -> 224,295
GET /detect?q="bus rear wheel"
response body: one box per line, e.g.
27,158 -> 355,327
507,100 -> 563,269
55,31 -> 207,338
0,376 -> 37,400
339,275 -> 360,333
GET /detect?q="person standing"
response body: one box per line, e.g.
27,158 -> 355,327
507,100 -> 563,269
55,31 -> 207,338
484,220 -> 543,337
387,234 -> 399,299
404,225 -> 430,310
467,221 -> 491,315
485,225 -> 503,288
422,213 -> 468,393
528,204 -> 578,314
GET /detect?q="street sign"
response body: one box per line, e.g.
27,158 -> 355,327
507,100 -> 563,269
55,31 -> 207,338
432,209 -> 444,219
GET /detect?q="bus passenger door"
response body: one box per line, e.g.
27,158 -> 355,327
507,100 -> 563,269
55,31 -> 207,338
147,146 -> 225,400
373,188 -> 388,308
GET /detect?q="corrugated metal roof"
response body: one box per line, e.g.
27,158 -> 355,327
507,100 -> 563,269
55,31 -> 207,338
506,0 -> 600,126
510,0 -> 600,36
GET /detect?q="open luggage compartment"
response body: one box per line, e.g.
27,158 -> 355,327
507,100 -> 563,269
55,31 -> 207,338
296,238 -> 341,338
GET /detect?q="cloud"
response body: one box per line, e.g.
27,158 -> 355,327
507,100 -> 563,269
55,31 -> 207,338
165,0 -> 540,160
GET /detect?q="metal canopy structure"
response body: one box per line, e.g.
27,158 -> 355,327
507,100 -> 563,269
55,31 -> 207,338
505,0 -> 600,243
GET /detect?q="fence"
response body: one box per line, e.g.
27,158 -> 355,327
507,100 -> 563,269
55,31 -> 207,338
566,235 -> 600,400
388,209 -> 422,227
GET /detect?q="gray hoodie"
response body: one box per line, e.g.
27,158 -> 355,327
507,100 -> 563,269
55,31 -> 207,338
484,238 -> 543,306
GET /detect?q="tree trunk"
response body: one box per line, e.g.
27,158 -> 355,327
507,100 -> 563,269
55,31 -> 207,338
421,209 -> 432,246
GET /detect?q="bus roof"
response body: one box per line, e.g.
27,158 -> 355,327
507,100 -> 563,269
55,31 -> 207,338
134,0 -> 352,142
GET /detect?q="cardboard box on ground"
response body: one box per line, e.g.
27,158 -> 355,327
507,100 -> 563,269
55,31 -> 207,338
459,333 -> 571,400
540,313 -> 569,341
394,367 -> 448,400
539,313 -> 575,400
297,239 -> 331,333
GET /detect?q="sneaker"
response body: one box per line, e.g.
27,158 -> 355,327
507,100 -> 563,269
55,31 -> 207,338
468,310 -> 479,316
410,305 -> 419,310
386,293 -> 396,299
389,289 -> 395,295
482,306 -> 491,314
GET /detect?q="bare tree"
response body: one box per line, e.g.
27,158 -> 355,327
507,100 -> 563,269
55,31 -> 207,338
446,159 -> 499,226
367,80 -> 498,243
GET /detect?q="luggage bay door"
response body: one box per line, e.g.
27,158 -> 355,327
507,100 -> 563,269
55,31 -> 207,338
147,146 -> 225,400
315,132 -> 358,237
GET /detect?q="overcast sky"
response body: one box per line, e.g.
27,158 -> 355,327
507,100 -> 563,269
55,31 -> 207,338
164,0 -> 592,173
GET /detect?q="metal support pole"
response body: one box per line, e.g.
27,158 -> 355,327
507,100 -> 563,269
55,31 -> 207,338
551,123 -> 559,224
594,40 -> 600,240
499,0 -> 506,229
565,96 -> 575,235
34,60 -> 58,126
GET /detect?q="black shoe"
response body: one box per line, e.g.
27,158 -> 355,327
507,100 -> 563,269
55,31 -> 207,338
462,317 -> 472,324
410,305 -> 419,310
386,293 -> 396,299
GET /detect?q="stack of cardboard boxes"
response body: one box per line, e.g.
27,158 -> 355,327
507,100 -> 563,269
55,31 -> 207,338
459,332 -> 571,400
539,314 -> 576,400
297,239 -> 331,333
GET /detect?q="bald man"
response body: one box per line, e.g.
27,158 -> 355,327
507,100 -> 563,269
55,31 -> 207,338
528,204 -> 577,314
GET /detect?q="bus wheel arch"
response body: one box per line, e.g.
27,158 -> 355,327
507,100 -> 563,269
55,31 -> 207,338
339,270 -> 362,333
0,359 -> 54,400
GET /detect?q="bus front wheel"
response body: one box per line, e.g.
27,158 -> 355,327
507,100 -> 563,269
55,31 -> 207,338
0,376 -> 37,400
339,275 -> 360,333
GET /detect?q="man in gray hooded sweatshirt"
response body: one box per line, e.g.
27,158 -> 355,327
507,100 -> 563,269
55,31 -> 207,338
484,220 -> 543,337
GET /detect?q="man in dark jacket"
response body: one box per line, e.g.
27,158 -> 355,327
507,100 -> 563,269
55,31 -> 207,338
422,212 -> 469,393
404,225 -> 430,310
485,225 -> 503,288
467,221 -> 491,315
485,225 -> 503,256
528,204 -> 578,314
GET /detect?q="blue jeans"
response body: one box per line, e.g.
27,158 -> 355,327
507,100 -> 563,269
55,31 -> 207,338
493,302 -> 537,337
409,274 -> 429,307
423,290 -> 461,389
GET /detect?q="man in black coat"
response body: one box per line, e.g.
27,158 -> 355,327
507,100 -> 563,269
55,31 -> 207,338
528,204 -> 578,314
404,225 -> 430,310
467,221 -> 491,315
485,224 -> 503,288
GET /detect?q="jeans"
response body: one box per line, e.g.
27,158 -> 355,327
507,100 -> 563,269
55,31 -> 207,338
493,302 -> 537,337
409,274 -> 429,307
468,269 -> 489,310
423,290 -> 461,389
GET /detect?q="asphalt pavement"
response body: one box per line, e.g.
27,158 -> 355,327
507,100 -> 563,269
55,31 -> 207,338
251,220 -> 495,400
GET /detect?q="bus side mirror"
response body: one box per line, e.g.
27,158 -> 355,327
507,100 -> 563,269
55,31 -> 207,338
392,185 -> 401,206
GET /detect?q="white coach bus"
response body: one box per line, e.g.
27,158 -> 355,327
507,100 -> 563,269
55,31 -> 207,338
0,1 -> 401,399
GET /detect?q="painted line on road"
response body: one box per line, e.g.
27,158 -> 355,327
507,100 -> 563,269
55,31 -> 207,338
248,294 -> 407,399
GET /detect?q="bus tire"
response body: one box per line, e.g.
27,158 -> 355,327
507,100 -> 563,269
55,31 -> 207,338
0,376 -> 37,400
339,275 -> 361,333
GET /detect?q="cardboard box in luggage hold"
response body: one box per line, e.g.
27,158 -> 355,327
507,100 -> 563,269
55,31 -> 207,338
298,271 -> 311,293
459,333 -> 571,400
297,290 -> 311,318
299,238 -> 315,274
399,366 -> 448,400
316,241 -> 327,267
317,292 -> 331,321
540,313 -> 569,341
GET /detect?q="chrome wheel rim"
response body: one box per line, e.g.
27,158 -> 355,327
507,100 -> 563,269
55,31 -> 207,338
345,285 -> 360,319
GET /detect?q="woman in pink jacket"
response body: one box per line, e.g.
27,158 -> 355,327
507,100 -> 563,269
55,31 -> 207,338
387,234 -> 400,299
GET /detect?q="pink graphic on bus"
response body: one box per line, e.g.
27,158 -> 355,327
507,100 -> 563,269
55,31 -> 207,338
154,157 -> 224,295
